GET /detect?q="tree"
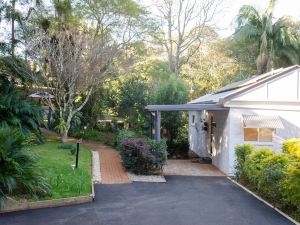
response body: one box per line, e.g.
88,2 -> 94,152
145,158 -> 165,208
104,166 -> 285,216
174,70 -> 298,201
0,0 -> 41,57
27,29 -> 117,140
153,0 -> 222,77
181,38 -> 245,99
151,76 -> 188,146
234,0 -> 300,74
117,75 -> 149,130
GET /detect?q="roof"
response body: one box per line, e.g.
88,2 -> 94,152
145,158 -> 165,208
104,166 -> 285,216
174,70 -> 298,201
189,65 -> 300,104
29,92 -> 54,99
145,104 -> 226,112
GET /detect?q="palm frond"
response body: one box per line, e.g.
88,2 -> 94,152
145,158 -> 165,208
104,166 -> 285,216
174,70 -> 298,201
236,5 -> 261,28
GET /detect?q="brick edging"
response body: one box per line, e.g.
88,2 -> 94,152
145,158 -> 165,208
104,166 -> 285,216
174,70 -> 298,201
227,177 -> 299,225
0,194 -> 94,213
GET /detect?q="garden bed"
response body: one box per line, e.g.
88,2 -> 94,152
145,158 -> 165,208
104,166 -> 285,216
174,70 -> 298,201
1,140 -> 94,213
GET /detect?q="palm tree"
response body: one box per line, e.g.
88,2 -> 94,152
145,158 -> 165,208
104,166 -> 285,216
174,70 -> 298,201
234,0 -> 300,74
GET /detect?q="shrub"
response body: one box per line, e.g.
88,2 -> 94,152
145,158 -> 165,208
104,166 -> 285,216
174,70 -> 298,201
243,148 -> 275,186
169,125 -> 189,158
58,143 -> 77,155
0,129 -> 51,207
258,154 -> 289,206
234,144 -> 254,179
235,143 -> 300,220
120,138 -> 167,175
282,139 -> 300,159
58,143 -> 74,149
116,129 -> 138,150
282,161 -> 300,212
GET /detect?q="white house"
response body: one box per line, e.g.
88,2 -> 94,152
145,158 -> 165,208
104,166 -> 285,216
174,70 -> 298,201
188,65 -> 300,175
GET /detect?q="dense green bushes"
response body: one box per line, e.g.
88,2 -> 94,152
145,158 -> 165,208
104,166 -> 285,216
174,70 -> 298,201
119,136 -> 167,175
282,139 -> 300,159
116,129 -> 139,150
0,129 -> 51,207
235,142 -> 300,220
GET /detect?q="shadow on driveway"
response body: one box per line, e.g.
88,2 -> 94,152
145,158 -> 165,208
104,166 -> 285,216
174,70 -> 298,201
0,176 -> 295,225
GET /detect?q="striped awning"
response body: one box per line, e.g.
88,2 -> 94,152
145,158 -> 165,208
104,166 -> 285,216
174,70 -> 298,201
242,115 -> 284,128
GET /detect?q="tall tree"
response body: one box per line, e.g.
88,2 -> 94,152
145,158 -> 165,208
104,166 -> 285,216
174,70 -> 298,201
153,0 -> 222,77
27,29 -> 117,140
235,0 -> 300,74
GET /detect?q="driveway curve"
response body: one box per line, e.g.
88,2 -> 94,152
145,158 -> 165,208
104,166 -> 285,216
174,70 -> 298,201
0,176 -> 295,225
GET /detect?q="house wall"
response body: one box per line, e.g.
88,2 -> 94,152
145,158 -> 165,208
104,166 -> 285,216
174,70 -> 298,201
188,111 -> 210,158
209,110 -> 230,175
235,69 -> 300,101
188,110 -> 230,175
228,107 -> 300,175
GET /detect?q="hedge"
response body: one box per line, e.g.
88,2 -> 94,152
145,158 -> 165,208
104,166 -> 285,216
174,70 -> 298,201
235,142 -> 300,220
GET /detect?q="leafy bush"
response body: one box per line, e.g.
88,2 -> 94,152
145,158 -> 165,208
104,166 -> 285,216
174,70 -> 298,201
234,143 -> 300,220
282,139 -> 300,159
0,77 -> 44,142
120,138 -> 167,175
0,129 -> 51,207
234,144 -> 254,179
243,148 -> 275,185
116,129 -> 138,150
58,143 -> 76,155
258,154 -> 289,205
168,125 -> 189,158
282,161 -> 300,212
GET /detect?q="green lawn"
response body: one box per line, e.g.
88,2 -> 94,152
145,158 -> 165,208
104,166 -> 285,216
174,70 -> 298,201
29,140 -> 92,200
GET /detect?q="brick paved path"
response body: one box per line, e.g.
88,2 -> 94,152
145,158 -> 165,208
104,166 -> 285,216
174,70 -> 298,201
84,143 -> 130,184
40,128 -> 130,184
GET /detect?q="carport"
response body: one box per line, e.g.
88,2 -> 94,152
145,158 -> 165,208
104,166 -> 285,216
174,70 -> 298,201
145,103 -> 226,141
145,103 -> 228,176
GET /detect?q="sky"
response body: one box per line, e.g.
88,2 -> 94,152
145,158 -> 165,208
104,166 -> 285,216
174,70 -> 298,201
141,0 -> 300,37
216,0 -> 300,37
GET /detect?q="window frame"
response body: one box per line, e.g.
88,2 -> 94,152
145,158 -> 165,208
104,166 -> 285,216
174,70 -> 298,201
243,127 -> 275,143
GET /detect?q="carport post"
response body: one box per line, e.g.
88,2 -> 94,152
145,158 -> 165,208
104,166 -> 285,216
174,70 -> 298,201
155,111 -> 161,142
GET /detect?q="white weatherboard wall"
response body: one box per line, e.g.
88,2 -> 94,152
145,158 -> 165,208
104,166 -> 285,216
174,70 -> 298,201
228,108 -> 300,175
209,110 -> 230,175
236,69 -> 300,101
188,111 -> 210,158
189,110 -> 230,174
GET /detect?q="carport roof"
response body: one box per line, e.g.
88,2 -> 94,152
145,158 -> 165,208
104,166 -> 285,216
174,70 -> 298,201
145,103 -> 227,111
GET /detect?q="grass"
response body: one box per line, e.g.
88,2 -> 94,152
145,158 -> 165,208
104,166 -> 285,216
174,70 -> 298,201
28,140 -> 92,200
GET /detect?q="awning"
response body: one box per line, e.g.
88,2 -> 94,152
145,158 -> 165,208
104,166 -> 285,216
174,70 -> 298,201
242,115 -> 284,128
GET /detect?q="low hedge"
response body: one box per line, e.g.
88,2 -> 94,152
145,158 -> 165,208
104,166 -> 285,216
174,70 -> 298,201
235,142 -> 300,221
120,138 -> 167,175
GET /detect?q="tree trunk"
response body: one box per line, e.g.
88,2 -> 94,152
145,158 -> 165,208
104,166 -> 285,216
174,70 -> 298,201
11,0 -> 16,58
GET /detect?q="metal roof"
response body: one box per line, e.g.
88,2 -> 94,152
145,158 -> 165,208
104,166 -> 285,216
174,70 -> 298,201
189,65 -> 300,104
243,115 -> 284,128
29,92 -> 54,99
145,104 -> 227,112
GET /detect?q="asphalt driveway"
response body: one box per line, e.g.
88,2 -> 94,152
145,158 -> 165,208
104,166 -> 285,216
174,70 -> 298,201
0,176 -> 294,225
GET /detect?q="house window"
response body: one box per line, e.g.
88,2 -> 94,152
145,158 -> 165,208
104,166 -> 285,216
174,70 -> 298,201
244,128 -> 274,142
